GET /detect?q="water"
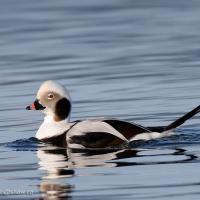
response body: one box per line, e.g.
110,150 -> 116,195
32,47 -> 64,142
1,0 -> 200,199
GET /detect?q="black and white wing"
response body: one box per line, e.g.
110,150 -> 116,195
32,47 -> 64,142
67,119 -> 152,149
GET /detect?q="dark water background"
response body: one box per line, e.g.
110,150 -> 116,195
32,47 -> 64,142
1,0 -> 200,199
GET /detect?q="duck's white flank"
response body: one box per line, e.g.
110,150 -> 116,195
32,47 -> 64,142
130,130 -> 173,142
67,119 -> 129,142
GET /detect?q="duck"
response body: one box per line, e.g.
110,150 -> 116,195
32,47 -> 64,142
26,80 -> 200,149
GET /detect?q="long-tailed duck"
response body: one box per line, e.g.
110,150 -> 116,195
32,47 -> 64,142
26,80 -> 200,149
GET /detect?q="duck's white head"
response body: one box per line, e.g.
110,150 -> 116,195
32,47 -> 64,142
26,80 -> 71,122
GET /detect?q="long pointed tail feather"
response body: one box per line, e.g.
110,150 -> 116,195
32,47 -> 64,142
165,105 -> 200,131
131,105 -> 200,142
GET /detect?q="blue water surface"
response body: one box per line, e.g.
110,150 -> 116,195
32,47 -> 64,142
1,0 -> 200,199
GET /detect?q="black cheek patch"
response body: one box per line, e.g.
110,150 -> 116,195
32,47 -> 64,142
55,98 -> 71,120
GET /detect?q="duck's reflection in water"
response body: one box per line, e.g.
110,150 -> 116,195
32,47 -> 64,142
37,146 -> 197,199
37,147 -> 139,199
37,148 -> 74,200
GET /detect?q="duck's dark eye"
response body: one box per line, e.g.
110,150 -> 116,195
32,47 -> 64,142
47,93 -> 54,100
